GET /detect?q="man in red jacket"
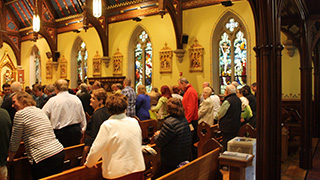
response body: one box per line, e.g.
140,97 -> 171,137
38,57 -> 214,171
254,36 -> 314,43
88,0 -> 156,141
178,77 -> 198,158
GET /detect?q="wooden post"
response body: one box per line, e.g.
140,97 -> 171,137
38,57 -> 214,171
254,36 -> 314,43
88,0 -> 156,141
314,44 -> 320,138
252,0 -> 282,179
299,21 -> 313,169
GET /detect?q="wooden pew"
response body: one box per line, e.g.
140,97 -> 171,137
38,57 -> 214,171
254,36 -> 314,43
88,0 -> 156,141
13,142 -> 26,159
143,144 -> 161,179
137,118 -> 158,144
156,147 -> 222,180
238,124 -> 257,138
63,143 -> 85,169
196,121 -> 221,157
7,143 -> 85,180
7,156 -> 32,180
40,161 -> 103,180
41,147 -> 222,180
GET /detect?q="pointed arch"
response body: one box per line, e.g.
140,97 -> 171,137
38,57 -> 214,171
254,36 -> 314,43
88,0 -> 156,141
212,11 -> 249,94
128,25 -> 153,92
29,45 -> 41,85
70,36 -> 88,88
0,48 -> 17,88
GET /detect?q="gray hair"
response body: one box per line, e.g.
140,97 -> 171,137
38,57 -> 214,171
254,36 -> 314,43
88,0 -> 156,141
226,84 -> 237,94
54,79 -> 68,91
45,84 -> 55,93
178,77 -> 189,84
11,82 -> 22,93
80,83 -> 88,92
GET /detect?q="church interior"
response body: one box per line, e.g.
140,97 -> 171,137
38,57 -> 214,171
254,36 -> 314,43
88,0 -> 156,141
1,0 -> 320,179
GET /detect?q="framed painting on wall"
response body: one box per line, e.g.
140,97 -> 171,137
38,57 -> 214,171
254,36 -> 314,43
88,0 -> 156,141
93,51 -> 101,76
189,39 -> 204,72
159,43 -> 172,73
60,55 -> 67,78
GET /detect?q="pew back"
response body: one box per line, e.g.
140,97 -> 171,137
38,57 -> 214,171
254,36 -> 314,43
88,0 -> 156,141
40,161 -> 103,180
197,122 -> 221,156
137,119 -> 158,144
238,124 -> 257,138
156,147 -> 221,180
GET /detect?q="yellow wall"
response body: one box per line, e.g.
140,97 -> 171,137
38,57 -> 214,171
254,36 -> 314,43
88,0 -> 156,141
182,1 -> 256,93
281,32 -> 301,99
8,1 -> 256,93
19,27 -> 101,88
109,13 -> 176,90
21,37 -> 51,87
109,0 -> 256,94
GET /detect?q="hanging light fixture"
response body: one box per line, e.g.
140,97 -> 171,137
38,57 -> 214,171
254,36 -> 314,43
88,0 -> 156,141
33,14 -> 40,32
33,0 -> 40,32
93,0 -> 102,18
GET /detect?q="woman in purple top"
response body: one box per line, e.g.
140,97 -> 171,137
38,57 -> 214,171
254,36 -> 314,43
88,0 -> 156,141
136,85 -> 151,120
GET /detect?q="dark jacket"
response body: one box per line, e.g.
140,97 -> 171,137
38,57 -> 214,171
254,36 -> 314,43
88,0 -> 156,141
245,93 -> 257,127
78,91 -> 94,116
0,108 -> 12,166
1,95 -> 16,121
155,116 -> 192,166
84,107 -> 110,146
219,93 -> 242,133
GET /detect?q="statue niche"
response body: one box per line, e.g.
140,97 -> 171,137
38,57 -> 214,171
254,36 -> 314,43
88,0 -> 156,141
0,49 -> 16,88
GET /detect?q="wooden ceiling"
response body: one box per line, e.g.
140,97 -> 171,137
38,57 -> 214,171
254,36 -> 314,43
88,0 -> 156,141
2,0 -> 320,37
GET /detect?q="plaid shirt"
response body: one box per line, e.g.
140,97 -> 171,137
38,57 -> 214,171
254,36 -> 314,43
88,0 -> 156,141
121,86 -> 136,117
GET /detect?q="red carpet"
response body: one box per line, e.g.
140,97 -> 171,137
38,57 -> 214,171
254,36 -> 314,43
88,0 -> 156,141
306,140 -> 320,180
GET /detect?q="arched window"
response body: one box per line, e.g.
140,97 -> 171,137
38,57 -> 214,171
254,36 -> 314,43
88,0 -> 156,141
77,41 -> 88,83
134,31 -> 152,92
215,16 -> 247,94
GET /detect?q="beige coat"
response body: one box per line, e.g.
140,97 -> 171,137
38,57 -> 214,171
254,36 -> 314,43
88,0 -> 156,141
198,97 -> 214,126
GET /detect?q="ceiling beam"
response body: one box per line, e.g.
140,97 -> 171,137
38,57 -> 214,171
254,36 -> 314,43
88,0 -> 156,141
42,0 -> 58,18
4,0 -> 20,6
6,5 -> 22,29
106,0 -> 158,14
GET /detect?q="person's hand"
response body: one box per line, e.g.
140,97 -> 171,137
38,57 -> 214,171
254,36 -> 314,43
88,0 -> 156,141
84,162 -> 97,168
154,130 -> 160,136
240,118 -> 245,123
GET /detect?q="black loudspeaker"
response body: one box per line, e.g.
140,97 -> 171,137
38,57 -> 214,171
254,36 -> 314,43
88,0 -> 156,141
182,34 -> 189,44
46,52 -> 52,59
54,51 -> 60,62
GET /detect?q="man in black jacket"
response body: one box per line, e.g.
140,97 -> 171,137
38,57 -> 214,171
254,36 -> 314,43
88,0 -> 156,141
215,84 -> 242,151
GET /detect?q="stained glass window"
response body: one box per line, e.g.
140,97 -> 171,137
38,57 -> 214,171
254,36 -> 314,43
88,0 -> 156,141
234,31 -> 247,86
35,50 -> 41,84
134,31 -> 152,93
218,18 -> 247,94
77,41 -> 88,83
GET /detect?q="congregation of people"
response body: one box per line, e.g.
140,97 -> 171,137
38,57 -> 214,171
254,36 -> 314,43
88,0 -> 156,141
0,77 -> 257,180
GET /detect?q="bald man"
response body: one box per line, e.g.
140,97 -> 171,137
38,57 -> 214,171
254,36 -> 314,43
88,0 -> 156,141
215,84 -> 242,151
42,79 -> 86,147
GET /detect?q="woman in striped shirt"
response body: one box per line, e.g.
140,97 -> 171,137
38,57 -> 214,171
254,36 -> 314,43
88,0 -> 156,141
7,91 -> 65,180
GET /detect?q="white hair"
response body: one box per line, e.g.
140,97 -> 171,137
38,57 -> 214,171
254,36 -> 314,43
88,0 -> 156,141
226,84 -> 236,94
11,82 -> 22,93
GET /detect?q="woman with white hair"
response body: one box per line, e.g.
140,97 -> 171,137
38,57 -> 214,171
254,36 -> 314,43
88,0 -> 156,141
198,87 -> 214,126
